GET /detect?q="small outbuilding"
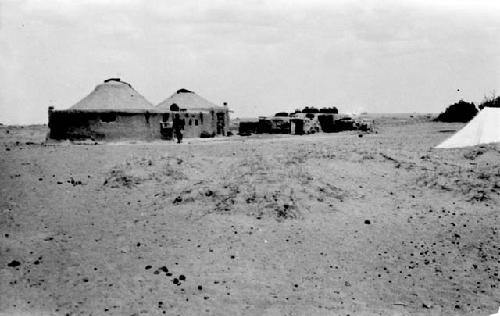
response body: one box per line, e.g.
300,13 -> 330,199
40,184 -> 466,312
156,88 -> 230,137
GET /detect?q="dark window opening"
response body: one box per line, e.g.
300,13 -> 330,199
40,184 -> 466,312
195,119 -> 198,126
101,113 -> 117,123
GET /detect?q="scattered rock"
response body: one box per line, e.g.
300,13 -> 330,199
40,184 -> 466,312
205,190 -> 214,197
7,260 -> 21,267
173,196 -> 183,204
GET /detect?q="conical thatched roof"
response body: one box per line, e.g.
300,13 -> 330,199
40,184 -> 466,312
156,89 -> 225,111
70,78 -> 153,110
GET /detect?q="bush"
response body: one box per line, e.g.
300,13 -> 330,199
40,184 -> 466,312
479,94 -> 500,109
274,112 -> 289,117
302,106 -> 320,113
319,107 -> 338,114
435,100 -> 477,123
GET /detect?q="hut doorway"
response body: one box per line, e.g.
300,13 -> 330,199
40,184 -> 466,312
160,121 -> 173,140
291,119 -> 304,135
160,113 -> 173,140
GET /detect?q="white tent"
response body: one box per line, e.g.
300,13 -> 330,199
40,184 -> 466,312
435,107 -> 500,148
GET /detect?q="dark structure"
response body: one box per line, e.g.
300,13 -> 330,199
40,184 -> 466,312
238,105 -> 367,136
238,121 -> 259,136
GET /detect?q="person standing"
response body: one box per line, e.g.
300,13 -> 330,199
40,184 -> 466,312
173,114 -> 185,144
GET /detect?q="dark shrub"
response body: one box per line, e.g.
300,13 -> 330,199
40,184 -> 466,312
319,107 -> 338,114
274,112 -> 289,117
435,100 -> 477,123
302,106 -> 320,113
479,95 -> 500,109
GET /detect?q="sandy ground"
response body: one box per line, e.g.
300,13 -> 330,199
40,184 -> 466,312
0,116 -> 499,316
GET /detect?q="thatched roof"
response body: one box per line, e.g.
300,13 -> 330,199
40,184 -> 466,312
70,79 -> 153,110
156,89 -> 226,111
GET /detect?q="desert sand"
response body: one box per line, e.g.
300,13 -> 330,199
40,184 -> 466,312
0,115 -> 499,316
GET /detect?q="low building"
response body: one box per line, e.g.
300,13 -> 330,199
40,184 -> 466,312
156,88 -> 230,137
238,107 -> 364,136
257,116 -> 291,134
48,79 -> 230,141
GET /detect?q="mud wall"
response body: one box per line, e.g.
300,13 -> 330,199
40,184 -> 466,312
178,112 -> 217,138
48,110 -> 222,141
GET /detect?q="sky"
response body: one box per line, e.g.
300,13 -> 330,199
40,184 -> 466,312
0,0 -> 499,124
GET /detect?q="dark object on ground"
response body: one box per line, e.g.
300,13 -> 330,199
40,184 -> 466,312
7,260 -> 21,267
435,100 -> 478,122
359,134 -> 363,138
238,121 -> 258,136
173,196 -> 183,204
364,220 -> 371,224
200,131 -> 215,138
